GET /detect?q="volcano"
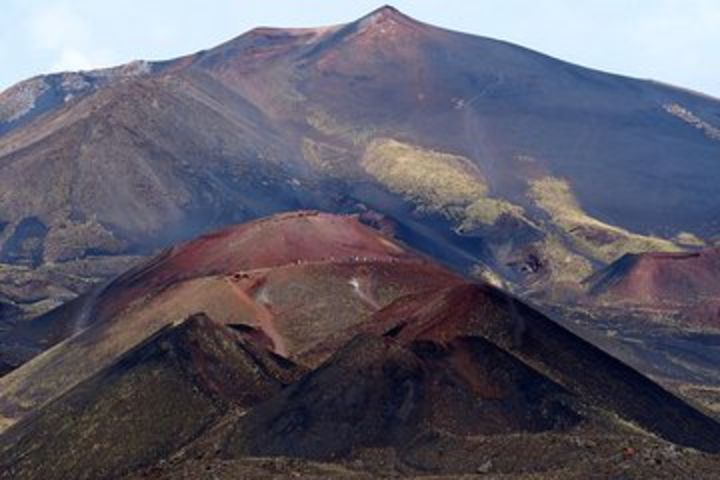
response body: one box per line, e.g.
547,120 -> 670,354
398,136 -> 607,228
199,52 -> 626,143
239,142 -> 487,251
0,212 -> 461,427
585,247 -> 720,328
1,6 -> 719,323
1,212 -> 719,478
2,6 -> 720,478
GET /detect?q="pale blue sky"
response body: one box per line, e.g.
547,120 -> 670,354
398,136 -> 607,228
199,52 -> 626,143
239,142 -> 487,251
2,1 -> 719,97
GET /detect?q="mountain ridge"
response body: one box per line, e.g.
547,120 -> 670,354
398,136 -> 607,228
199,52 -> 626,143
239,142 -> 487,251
1,209 -> 719,477
1,7 -> 720,409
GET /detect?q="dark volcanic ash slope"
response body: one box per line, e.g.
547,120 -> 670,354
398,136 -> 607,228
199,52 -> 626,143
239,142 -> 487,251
223,331 -> 720,477
228,333 -> 582,461
222,285 -> 720,475
0,69 -> 309,323
365,284 -> 720,452
3,291 -> 720,478
1,214 -> 719,479
2,6 -> 720,321
0,313 -> 304,480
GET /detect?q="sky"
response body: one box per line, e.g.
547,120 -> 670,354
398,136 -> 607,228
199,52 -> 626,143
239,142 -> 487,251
1,0 -> 719,98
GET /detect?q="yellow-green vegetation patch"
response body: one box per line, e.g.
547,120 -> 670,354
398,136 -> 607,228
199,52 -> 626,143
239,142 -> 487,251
674,231 -> 706,248
362,138 -> 487,207
362,138 -> 527,228
461,198 -> 526,231
529,176 -> 681,263
534,234 -> 594,288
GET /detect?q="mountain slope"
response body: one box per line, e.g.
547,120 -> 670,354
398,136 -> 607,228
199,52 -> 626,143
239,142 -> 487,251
226,334 -> 581,461
224,330 -> 720,476
365,284 -> 720,451
1,6 -> 720,323
1,212 -> 719,478
0,212 -> 461,429
0,313 -> 303,480
0,61 -> 157,136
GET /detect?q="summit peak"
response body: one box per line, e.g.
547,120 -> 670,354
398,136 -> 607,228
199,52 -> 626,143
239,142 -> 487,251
368,5 -> 403,17
354,5 -> 423,35
359,5 -> 415,24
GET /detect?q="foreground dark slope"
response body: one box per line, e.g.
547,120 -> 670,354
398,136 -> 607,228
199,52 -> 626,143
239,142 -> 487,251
0,314 -> 304,480
365,284 -> 720,451
1,6 -> 720,323
1,272 -> 720,478
222,329 -> 720,478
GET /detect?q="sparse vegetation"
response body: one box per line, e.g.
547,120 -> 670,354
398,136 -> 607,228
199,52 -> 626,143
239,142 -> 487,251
461,197 -> 526,230
361,142 -> 607,290
529,176 -> 682,263
362,138 -> 528,229
0,416 -> 12,432
535,234 -> 595,287
674,231 -> 706,247
363,138 -> 487,205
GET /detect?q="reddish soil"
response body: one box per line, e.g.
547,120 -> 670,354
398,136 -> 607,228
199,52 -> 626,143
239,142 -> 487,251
225,278 -> 288,356
585,248 -> 720,326
11,211 -> 435,351
0,212 -> 462,429
114,211 -> 413,289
